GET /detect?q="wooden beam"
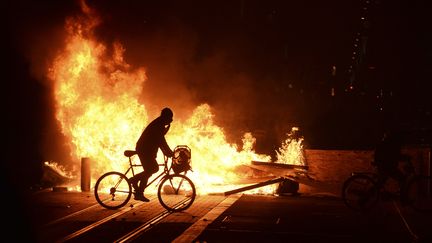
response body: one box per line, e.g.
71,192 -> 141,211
251,161 -> 309,170
223,177 -> 286,196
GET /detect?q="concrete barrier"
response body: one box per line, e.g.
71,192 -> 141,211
301,147 -> 431,195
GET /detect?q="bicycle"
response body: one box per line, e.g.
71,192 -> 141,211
341,160 -> 432,212
94,145 -> 196,212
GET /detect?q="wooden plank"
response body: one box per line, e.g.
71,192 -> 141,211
245,162 -> 338,194
223,177 -> 286,196
251,161 -> 309,170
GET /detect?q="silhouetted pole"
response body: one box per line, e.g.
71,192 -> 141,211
428,149 -> 431,177
81,157 -> 91,192
427,150 -> 431,196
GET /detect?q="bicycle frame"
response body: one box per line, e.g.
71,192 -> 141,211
353,159 -> 416,188
124,153 -> 181,189
342,159 -> 432,212
95,145 -> 196,211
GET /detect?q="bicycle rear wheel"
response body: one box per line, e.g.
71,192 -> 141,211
157,174 -> 196,212
94,171 -> 132,209
404,176 -> 432,212
342,174 -> 379,211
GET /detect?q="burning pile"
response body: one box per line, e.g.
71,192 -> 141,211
44,1 -> 306,195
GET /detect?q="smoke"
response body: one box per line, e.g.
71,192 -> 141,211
9,0 -> 339,167
87,0 -> 281,148
24,1 -> 311,161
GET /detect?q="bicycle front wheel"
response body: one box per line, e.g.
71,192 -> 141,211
157,174 -> 196,212
342,174 -> 379,212
94,171 -> 132,210
404,176 -> 432,212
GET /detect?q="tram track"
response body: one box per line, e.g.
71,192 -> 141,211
43,197 -> 193,242
31,192 -> 232,243
57,201 -> 146,242
37,196 -> 154,242
114,197 -> 193,243
43,201 -> 103,228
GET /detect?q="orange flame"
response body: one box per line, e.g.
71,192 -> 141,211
46,1 -> 305,195
276,127 -> 305,166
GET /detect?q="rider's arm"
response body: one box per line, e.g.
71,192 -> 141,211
160,137 -> 174,158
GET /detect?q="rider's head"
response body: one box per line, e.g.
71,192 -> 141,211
160,107 -> 173,124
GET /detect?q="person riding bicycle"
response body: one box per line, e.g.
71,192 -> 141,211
129,107 -> 174,202
373,130 -> 411,192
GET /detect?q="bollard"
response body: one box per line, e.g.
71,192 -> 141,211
81,157 -> 91,192
428,149 -> 431,196
428,149 -> 431,177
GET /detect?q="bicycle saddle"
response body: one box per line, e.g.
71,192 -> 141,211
124,150 -> 137,157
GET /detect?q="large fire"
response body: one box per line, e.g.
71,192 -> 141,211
46,1 -> 305,195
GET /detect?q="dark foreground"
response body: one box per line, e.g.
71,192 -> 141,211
197,194 -> 431,243
9,189 -> 432,243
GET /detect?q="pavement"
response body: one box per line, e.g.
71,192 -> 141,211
195,193 -> 432,243
8,186 -> 432,243
9,147 -> 428,242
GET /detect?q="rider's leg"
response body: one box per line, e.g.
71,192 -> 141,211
133,164 -> 157,202
129,172 -> 142,192
134,155 -> 159,197
139,160 -> 159,193
132,154 -> 152,197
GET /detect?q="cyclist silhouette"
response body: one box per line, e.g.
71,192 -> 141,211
129,108 -> 174,201
373,130 -> 411,190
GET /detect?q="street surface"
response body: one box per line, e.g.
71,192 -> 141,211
10,188 -> 431,243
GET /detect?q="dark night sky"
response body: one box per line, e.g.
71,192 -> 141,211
6,0 -> 432,192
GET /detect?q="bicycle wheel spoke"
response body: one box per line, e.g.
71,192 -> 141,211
171,177 -> 186,194
158,174 -> 196,212
94,172 -> 132,209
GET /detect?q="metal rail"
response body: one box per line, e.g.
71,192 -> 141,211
57,200 -> 146,242
114,197 -> 193,243
43,202 -> 102,227
51,196 -> 191,243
